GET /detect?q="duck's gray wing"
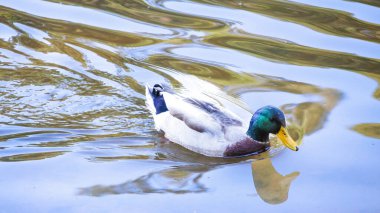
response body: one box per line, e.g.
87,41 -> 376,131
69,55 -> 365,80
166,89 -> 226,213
184,98 -> 243,127
162,93 -> 223,134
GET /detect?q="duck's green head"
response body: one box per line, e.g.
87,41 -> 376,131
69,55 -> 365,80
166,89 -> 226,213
247,106 -> 298,151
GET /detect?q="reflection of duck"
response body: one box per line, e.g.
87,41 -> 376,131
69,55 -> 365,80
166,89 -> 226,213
78,165 -> 210,196
79,158 -> 299,199
251,158 -> 299,204
146,84 -> 298,157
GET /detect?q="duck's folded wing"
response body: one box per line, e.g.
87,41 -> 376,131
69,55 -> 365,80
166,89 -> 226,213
184,98 -> 243,127
163,92 -> 222,134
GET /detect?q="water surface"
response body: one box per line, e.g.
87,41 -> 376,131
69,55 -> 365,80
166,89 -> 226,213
0,0 -> 380,212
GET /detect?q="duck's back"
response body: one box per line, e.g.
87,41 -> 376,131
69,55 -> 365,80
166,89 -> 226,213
145,84 -> 252,157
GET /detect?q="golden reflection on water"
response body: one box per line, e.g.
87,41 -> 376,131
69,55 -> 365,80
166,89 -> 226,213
0,6 -> 159,47
0,151 -> 66,162
251,158 -> 299,204
348,0 -> 380,9
196,0 -> 380,44
205,34 -> 380,74
48,0 -> 226,30
353,123 -> 380,139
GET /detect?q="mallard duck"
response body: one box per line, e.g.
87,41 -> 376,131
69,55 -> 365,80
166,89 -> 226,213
145,84 -> 298,157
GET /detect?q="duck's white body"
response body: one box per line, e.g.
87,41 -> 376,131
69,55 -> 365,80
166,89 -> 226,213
145,85 -> 268,157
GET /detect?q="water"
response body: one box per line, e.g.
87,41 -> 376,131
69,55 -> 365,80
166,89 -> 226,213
0,0 -> 380,211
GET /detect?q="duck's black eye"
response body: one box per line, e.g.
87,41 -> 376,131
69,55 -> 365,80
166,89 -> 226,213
270,117 -> 275,122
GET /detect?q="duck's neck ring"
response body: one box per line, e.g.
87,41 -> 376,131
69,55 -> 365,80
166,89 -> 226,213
252,139 -> 271,145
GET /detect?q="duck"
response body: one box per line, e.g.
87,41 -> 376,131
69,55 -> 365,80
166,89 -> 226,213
145,83 -> 298,157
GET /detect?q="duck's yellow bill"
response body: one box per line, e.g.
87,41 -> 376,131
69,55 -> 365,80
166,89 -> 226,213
276,126 -> 299,151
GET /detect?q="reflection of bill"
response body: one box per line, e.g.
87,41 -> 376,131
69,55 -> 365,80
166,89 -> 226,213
251,158 -> 299,204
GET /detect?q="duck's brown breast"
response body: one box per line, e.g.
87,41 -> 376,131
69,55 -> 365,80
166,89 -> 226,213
223,138 -> 269,157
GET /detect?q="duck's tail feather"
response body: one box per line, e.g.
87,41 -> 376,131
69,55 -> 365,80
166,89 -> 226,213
145,84 -> 156,115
